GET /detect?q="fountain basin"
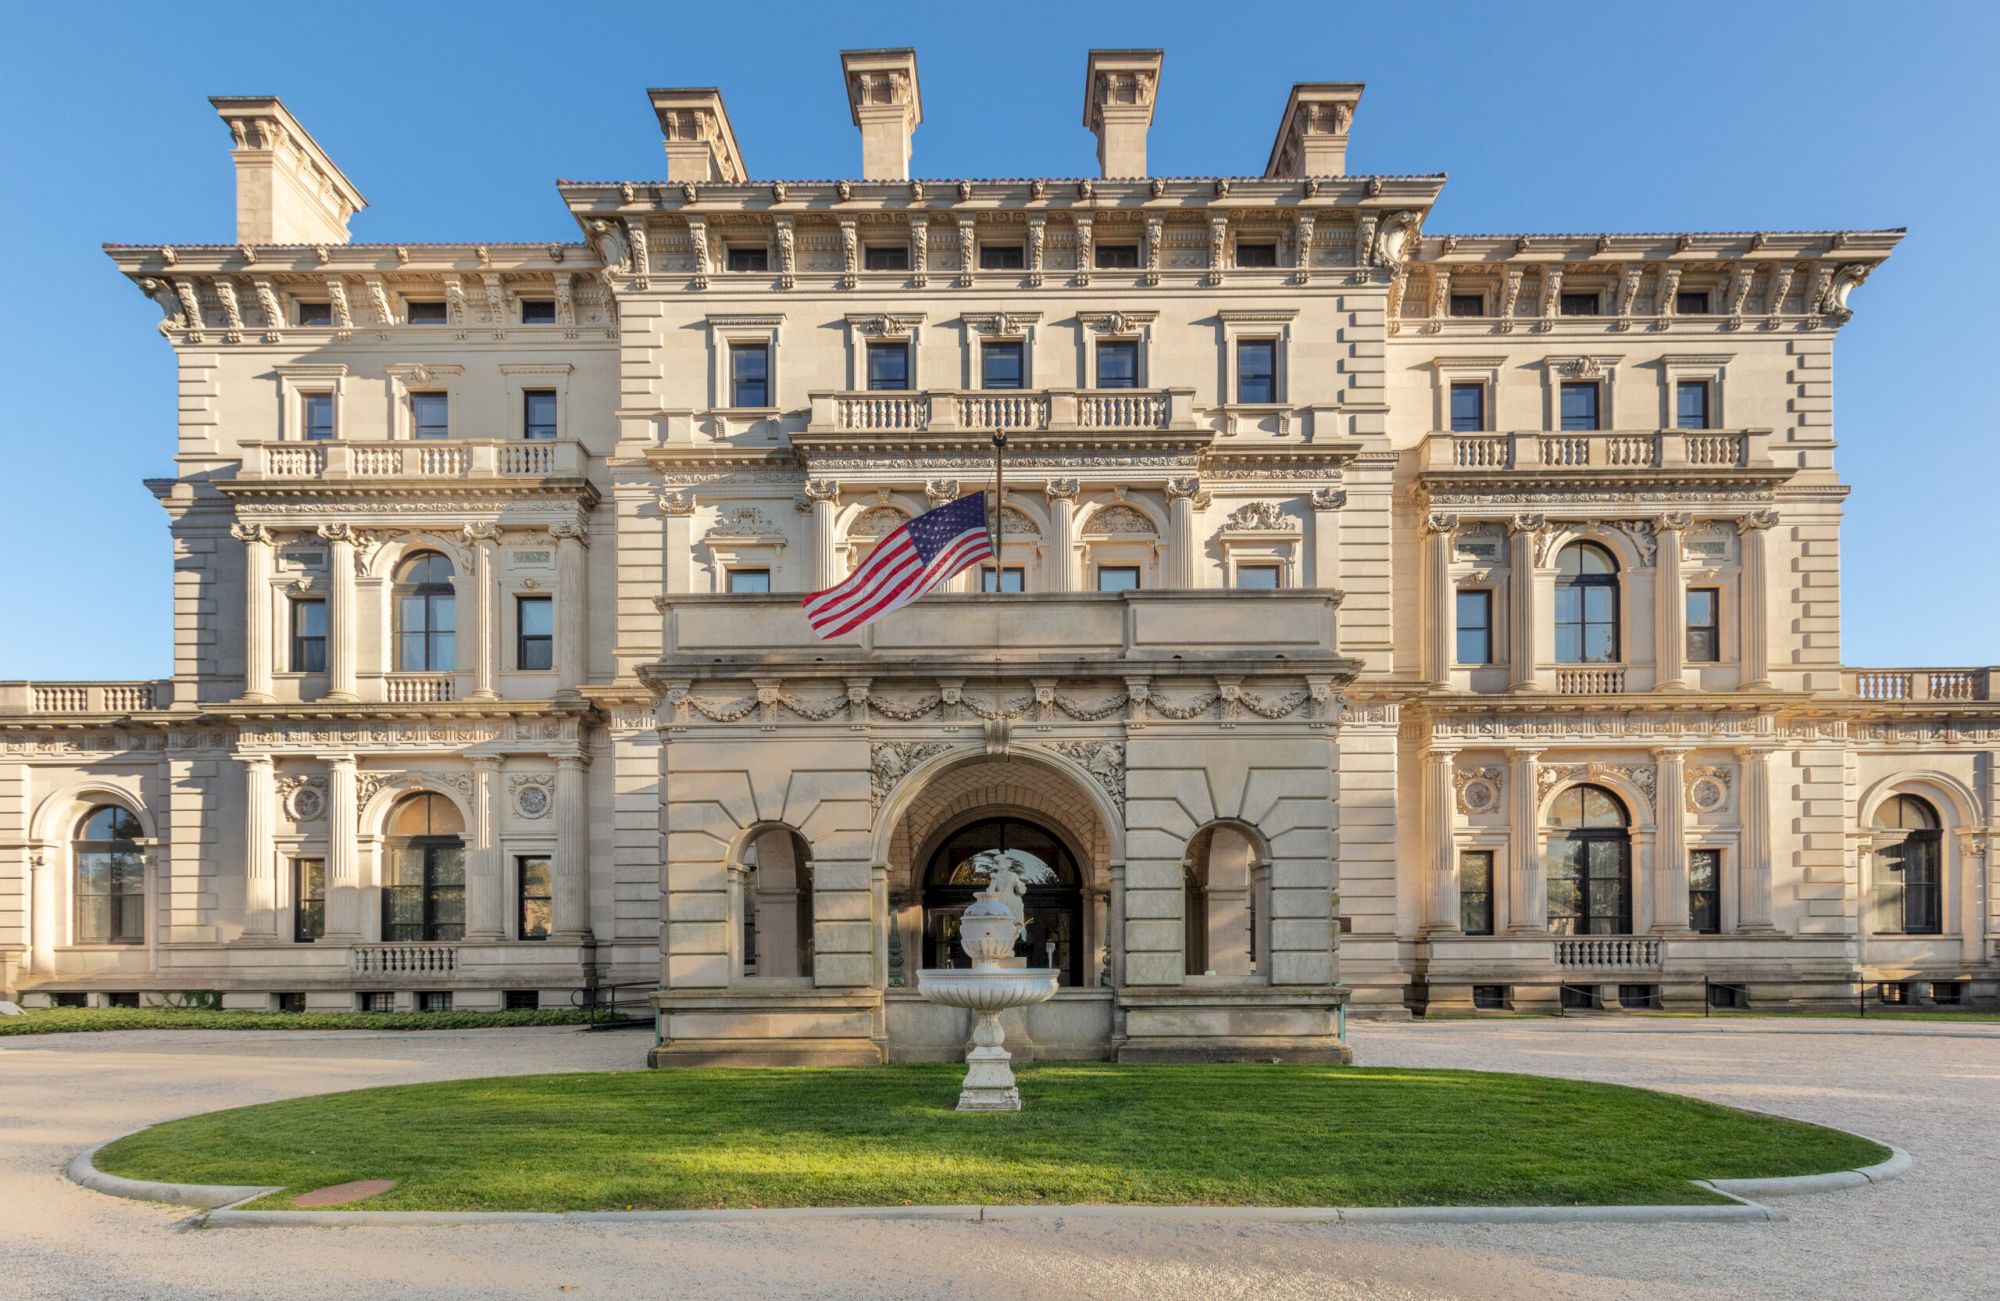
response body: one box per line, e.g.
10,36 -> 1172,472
916,968 -> 1059,1013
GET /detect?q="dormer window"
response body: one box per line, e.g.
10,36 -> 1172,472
406,300 -> 447,324
979,244 -> 1025,271
727,246 -> 770,272
864,245 -> 910,272
296,301 -> 333,327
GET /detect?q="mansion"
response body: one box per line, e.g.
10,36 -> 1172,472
2,49 -> 1993,1063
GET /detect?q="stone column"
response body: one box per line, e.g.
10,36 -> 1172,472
1740,510 -> 1777,689
1165,477 -> 1204,589
1507,746 -> 1545,934
1107,862 -> 1126,987
1044,478 -> 1078,592
316,525 -> 358,701
1735,745 -> 1779,931
29,850 -> 55,974
1652,746 -> 1692,934
1422,512 -> 1456,686
726,861 -> 748,981
1507,515 -> 1544,691
870,862 -> 890,989
805,478 -> 841,590
324,754 -> 360,939
1090,885 -> 1111,986
1656,514 -> 1690,690
465,524 -> 500,700
554,753 -> 593,941
1422,743 -> 1461,934
466,757 -> 504,940
232,524 -> 274,701
240,753 -> 279,939
552,520 -> 588,698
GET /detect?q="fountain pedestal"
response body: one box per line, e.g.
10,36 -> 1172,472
914,864 -> 1058,1111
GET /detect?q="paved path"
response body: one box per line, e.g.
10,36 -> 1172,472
3,1019 -> 1994,1299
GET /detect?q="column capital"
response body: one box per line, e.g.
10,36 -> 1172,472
1738,509 -> 1780,532
1506,512 -> 1546,536
1420,510 -> 1458,536
1507,744 -> 1543,761
315,522 -> 357,544
323,751 -> 358,769
1423,740 -> 1461,760
230,522 -> 273,546
473,754 -> 503,771
1044,476 -> 1079,502
240,752 -> 275,769
462,521 -> 502,544
1658,511 -> 1694,533
1310,486 -> 1347,512
1731,743 -> 1775,761
804,477 -> 841,503
1650,744 -> 1694,760
555,751 -> 590,770
550,519 -> 590,545
1166,475 -> 1205,501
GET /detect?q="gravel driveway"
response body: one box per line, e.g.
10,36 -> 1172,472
2,1019 -> 1993,1300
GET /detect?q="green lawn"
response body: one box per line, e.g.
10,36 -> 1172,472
93,1064 -> 1886,1211
0,1007 -> 593,1035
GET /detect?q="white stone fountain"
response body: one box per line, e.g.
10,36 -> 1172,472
916,853 -> 1059,1111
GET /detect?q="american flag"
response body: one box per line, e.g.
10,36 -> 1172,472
803,492 -> 994,639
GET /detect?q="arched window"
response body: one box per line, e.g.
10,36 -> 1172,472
1184,825 -> 1261,977
1871,794 -> 1942,935
394,551 -> 457,671
1546,783 -> 1632,935
1555,542 -> 1620,664
382,793 -> 465,942
922,817 -> 1084,985
75,804 -> 144,944
742,827 -> 813,979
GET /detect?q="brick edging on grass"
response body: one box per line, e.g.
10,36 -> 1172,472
65,1134 -> 1911,1228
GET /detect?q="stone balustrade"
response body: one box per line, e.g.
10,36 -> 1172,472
383,674 -> 456,704
350,944 -> 458,975
1553,666 -> 1628,695
242,438 -> 587,481
1553,937 -> 1663,969
1423,428 -> 1770,473
809,388 -> 1196,434
1844,667 -> 1994,702
0,681 -> 165,714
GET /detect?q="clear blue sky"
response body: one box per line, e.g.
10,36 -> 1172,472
1,0 -> 1994,678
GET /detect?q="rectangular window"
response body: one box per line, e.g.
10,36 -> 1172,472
1472,984 -> 1508,1009
981,341 -> 1025,390
1559,381 -> 1601,431
290,598 -> 328,673
518,855 -> 553,941
1095,243 -> 1140,269
504,989 -> 540,1010
302,393 -> 336,441
293,858 -> 325,942
727,245 -> 769,272
727,568 -> 771,594
1676,290 -> 1711,315
277,992 -> 306,1013
383,844 -> 464,943
1236,565 -> 1282,590
980,566 -> 1025,593
516,595 -> 553,671
1095,340 -> 1139,389
520,299 -> 556,324
730,342 -> 770,407
1095,565 -> 1141,592
1689,849 -> 1721,934
1675,379 -> 1711,430
1559,292 -> 1601,316
865,341 -> 910,391
979,244 -> 1025,270
863,245 -> 910,272
1236,340 -> 1277,404
360,991 -> 395,1013
1235,242 -> 1279,268
1449,381 -> 1485,432
410,391 -> 449,439
523,389 -> 558,440
296,301 -> 333,327
405,300 -> 447,324
1455,590 -> 1493,664
418,991 -> 454,1013
1686,588 -> 1720,663
1449,293 -> 1486,318
1460,851 -> 1495,935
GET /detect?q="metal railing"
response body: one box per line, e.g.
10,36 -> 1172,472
572,981 -> 657,1028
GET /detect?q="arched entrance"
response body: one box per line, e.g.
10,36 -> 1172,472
921,816 -> 1085,985
382,792 -> 465,942
1545,783 -> 1632,934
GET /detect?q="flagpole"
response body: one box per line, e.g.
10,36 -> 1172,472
990,430 -> 1007,587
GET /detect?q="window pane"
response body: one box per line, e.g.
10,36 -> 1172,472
296,301 -> 333,327
524,390 -> 558,439
406,301 -> 447,324
1236,566 -> 1281,590
1675,291 -> 1711,315
430,632 -> 456,671
1095,341 -> 1138,389
1676,381 -> 1710,429
1236,341 -> 1277,404
728,569 -> 771,594
981,342 -> 1024,390
727,246 -> 769,272
518,596 -> 553,636
1448,293 -> 1485,318
293,599 -> 326,638
520,299 -> 556,324
979,244 -> 1025,270
1235,242 -> 1278,268
411,392 -> 449,438
980,566 -> 1025,593
866,343 -> 909,390
1449,382 -> 1484,432
520,898 -> 553,940
864,245 -> 909,271
1459,852 -> 1493,935
1583,624 -> 1617,663
428,593 -> 457,633
1456,590 -> 1492,664
303,393 -> 335,440
1096,566 -> 1140,592
1559,382 -> 1600,430
730,343 -> 770,407
1096,244 -> 1139,269
1559,292 -> 1600,316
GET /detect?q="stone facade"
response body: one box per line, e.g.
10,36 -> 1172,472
2,52 -> 1992,1056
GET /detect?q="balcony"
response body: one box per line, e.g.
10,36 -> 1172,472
238,438 -> 588,482
0,680 -> 165,715
807,388 -> 1198,435
1421,428 -> 1773,475
1844,667 -> 1994,702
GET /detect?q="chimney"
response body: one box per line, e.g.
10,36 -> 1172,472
210,96 -> 366,245
1083,50 -> 1162,178
648,88 -> 748,183
839,48 -> 922,180
1264,83 -> 1365,179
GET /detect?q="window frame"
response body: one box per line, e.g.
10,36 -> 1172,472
1095,242 -> 1140,269
980,339 -> 1026,391
409,390 -> 451,440
978,243 -> 1026,271
1558,291 -> 1602,317
1675,379 -> 1712,431
1094,338 -> 1141,390
73,805 -> 146,946
726,567 -> 773,594
1235,564 -> 1282,590
519,298 -> 557,325
517,853 -> 553,941
522,388 -> 559,441
1459,850 -> 1495,935
295,300 -> 334,327
1685,586 -> 1721,664
1448,292 -> 1487,318
1094,564 -> 1142,592
1554,542 -> 1621,665
1449,381 -> 1487,433
1235,338 -> 1279,404
725,244 -> 771,273
302,391 -> 336,441
1455,588 -> 1494,665
515,593 -> 554,672
865,340 -> 912,391
404,299 -> 448,324
980,565 -> 1026,593
730,341 -> 772,408
289,596 -> 328,674
393,551 -> 458,672
1559,381 -> 1602,431
1233,241 -> 1280,269
863,243 -> 911,273
1675,290 -> 1712,316
293,856 -> 326,942
1870,795 -> 1944,936
1688,848 -> 1722,935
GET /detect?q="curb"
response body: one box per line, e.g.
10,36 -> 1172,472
67,1138 -> 1911,1229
